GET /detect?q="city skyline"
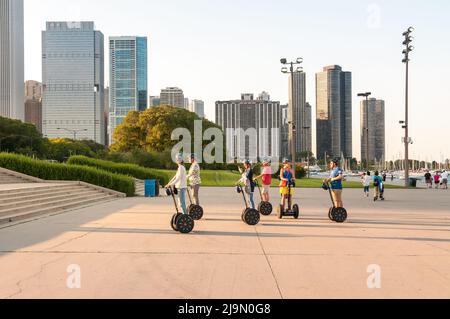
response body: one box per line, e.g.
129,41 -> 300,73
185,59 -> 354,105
22,0 -> 450,161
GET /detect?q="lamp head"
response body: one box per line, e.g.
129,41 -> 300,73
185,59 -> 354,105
280,58 -> 287,64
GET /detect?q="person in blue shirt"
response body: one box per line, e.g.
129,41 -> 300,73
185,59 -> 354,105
373,171 -> 385,201
324,158 -> 344,208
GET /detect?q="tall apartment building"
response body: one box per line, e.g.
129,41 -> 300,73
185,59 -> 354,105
149,96 -> 160,107
216,93 -> 281,161
304,102 -> 312,154
0,0 -> 24,121
316,65 -> 352,160
24,80 -> 42,132
289,72 -> 310,155
190,99 -> 205,118
42,22 -> 105,144
361,98 -> 385,163
280,104 -> 289,159
109,36 -> 148,145
160,87 -> 184,108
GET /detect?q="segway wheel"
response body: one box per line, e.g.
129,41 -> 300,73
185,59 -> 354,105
176,214 -> 195,234
188,204 -> 204,221
277,205 -> 283,219
171,213 -> 182,231
258,201 -> 273,216
293,204 -> 300,219
242,208 -> 250,222
243,209 -> 260,226
328,207 -> 335,221
332,207 -> 348,223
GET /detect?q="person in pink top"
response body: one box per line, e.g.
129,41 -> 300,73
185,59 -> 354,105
254,159 -> 273,203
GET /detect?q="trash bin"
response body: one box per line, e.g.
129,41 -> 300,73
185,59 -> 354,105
144,180 -> 159,198
409,178 -> 418,188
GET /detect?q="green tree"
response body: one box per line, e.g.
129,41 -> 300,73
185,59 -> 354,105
111,105 -> 224,154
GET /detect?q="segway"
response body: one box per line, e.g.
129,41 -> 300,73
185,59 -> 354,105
236,185 -> 260,226
255,181 -> 273,216
277,180 -> 300,219
166,187 -> 195,234
322,183 -> 348,223
187,186 -> 204,220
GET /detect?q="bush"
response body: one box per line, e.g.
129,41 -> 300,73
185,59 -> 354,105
0,153 -> 135,196
67,155 -> 168,185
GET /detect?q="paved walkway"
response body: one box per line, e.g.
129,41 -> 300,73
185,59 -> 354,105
0,187 -> 449,299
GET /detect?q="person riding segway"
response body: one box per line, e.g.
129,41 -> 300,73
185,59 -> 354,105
323,158 -> 347,223
165,154 -> 195,233
278,159 -> 300,219
254,158 -> 273,216
236,160 -> 260,226
187,154 -> 203,220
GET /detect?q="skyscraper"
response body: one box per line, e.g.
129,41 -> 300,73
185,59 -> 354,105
190,99 -> 205,118
288,72 -> 309,155
216,93 -> 281,161
149,96 -> 160,107
0,0 -> 24,121
42,22 -> 105,144
24,80 -> 42,132
316,65 -> 352,160
109,36 -> 148,145
361,98 -> 385,163
304,102 -> 312,154
160,87 -> 184,108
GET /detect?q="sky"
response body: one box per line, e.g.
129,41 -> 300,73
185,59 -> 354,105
24,0 -> 450,162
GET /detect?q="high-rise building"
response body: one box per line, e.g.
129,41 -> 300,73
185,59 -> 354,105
304,102 -> 312,154
0,0 -> 24,121
25,80 -> 42,100
257,91 -> 270,101
104,86 -> 109,143
149,96 -> 160,107
316,65 -> 352,160
190,99 -> 205,118
184,98 -> 190,110
280,104 -> 289,159
160,87 -> 184,108
109,36 -> 148,145
361,98 -> 385,163
24,80 -> 42,132
288,72 -> 309,155
216,93 -> 281,161
42,22 -> 105,144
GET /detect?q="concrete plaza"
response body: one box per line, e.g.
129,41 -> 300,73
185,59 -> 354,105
0,187 -> 449,299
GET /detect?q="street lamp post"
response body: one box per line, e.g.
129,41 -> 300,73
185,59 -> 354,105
57,128 -> 88,140
401,26 -> 414,187
357,92 -> 372,171
281,57 -> 304,170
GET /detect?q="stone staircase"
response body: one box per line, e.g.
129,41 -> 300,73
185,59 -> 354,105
0,169 -> 39,184
135,179 -> 145,196
0,183 -> 123,225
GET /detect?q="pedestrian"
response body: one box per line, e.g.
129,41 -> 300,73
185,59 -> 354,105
238,160 -> 256,209
373,171 -> 385,201
362,171 -> 371,197
324,159 -> 344,208
187,154 -> 201,205
254,158 -> 272,203
442,170 -> 448,190
424,170 -> 432,189
434,172 -> 441,189
382,172 -> 387,182
391,173 -> 394,182
165,154 -> 188,215
279,158 -> 296,212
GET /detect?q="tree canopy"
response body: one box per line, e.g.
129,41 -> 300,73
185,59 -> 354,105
111,105 -> 223,153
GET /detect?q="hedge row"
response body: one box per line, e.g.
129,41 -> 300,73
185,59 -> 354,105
67,155 -> 168,185
0,153 -> 135,196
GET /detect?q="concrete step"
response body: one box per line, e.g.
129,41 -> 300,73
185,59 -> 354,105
0,194 -> 118,225
0,186 -> 96,204
0,188 -> 102,209
0,184 -> 80,199
0,172 -> 28,184
0,190 -> 110,217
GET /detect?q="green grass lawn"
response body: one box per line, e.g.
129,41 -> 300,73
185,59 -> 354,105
155,169 -> 406,189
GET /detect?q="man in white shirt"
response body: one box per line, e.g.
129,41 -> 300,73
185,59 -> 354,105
166,154 -> 188,214
361,172 -> 371,197
187,154 -> 202,205
442,170 -> 448,190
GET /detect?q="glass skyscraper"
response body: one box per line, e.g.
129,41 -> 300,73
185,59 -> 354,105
42,22 -> 105,144
0,0 -> 24,121
109,36 -> 148,145
316,65 -> 352,160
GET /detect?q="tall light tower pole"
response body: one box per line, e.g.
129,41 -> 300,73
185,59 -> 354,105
401,27 -> 414,187
358,92 -> 372,171
281,57 -> 303,169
